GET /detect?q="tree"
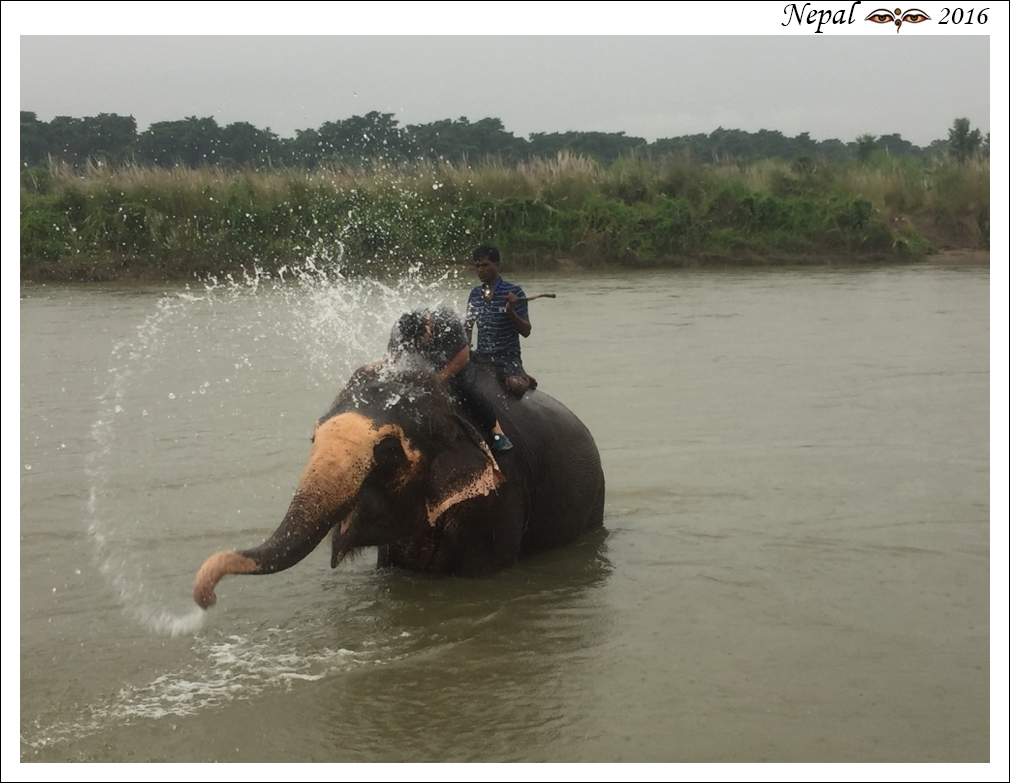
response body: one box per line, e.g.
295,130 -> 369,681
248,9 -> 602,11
82,113 -> 137,165
527,130 -> 645,164
947,118 -> 982,164
817,138 -> 851,163
925,138 -> 949,158
20,111 -> 48,165
137,116 -> 222,167
876,133 -> 915,158
752,129 -> 791,160
46,115 -> 90,163
407,116 -> 528,163
855,134 -> 877,162
30,113 -> 137,166
219,122 -> 281,168
313,111 -> 408,165
650,133 -> 709,162
287,127 -> 322,167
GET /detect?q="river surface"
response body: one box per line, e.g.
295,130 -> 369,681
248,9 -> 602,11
18,261 -> 994,763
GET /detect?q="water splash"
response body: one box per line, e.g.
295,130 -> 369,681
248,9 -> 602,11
87,292 -> 211,637
84,251 -> 465,636
22,629 -> 386,753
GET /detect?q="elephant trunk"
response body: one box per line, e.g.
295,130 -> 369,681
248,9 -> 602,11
192,412 -> 421,609
193,486 -> 355,609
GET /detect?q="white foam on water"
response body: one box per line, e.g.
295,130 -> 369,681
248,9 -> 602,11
22,628 -> 395,752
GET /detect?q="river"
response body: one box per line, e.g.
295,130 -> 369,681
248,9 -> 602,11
18,259 -> 993,763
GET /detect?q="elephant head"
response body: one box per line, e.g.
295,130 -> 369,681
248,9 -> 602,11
193,365 -> 504,608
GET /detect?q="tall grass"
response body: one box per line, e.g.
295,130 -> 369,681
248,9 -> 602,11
20,152 -> 988,281
835,154 -> 989,242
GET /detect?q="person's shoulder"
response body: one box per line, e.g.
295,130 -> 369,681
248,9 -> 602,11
501,279 -> 525,296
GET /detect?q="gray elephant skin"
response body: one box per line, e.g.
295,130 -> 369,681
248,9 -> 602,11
193,362 -> 606,608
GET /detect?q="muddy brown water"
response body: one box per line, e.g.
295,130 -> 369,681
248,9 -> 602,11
18,261 -> 992,762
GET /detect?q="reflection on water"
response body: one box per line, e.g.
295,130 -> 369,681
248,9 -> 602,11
20,262 -> 990,762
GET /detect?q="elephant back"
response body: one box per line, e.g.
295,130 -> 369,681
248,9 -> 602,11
472,364 -> 606,552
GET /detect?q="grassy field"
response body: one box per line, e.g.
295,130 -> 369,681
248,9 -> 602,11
19,152 -> 989,281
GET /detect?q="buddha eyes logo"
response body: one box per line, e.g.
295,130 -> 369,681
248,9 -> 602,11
865,8 -> 931,31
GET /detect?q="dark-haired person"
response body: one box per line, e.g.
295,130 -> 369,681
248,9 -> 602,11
464,244 -> 533,398
389,308 -> 514,453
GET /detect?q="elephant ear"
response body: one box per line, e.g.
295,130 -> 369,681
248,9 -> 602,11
425,417 -> 505,526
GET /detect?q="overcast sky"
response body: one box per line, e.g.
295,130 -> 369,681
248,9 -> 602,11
17,30 -> 992,148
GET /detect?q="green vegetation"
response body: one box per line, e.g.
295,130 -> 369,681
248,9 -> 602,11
20,146 -> 988,281
20,111 -> 989,281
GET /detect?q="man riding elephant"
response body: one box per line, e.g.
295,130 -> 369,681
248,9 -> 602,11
464,244 -> 536,399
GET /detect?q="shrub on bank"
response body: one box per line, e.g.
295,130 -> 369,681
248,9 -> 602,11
19,153 -> 988,281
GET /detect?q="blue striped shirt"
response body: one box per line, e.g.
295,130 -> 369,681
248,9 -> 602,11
465,279 -> 528,357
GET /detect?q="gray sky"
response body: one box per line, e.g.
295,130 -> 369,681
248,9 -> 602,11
17,32 -> 991,148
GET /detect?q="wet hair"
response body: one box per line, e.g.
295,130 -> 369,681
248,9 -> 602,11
388,310 -> 429,353
473,244 -> 500,265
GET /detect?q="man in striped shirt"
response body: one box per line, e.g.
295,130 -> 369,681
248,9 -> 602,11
464,244 -> 533,399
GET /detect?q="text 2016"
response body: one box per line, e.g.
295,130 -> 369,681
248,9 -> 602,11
938,7 -> 988,24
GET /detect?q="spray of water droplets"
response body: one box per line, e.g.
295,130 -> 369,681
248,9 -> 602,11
85,251 -> 465,637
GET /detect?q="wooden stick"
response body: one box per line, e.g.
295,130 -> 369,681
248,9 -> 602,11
515,294 -> 557,304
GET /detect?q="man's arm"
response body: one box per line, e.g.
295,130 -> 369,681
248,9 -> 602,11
438,345 -> 470,382
504,292 -> 531,338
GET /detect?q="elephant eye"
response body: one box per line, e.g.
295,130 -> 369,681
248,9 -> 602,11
372,436 -> 407,478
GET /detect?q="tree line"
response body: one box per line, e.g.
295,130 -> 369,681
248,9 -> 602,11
20,110 -> 989,171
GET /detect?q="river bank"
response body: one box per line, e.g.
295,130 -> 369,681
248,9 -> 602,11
20,155 -> 988,283
19,250 -> 991,285
19,246 -> 990,285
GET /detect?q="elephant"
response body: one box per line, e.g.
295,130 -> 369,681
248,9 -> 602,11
193,360 -> 605,608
